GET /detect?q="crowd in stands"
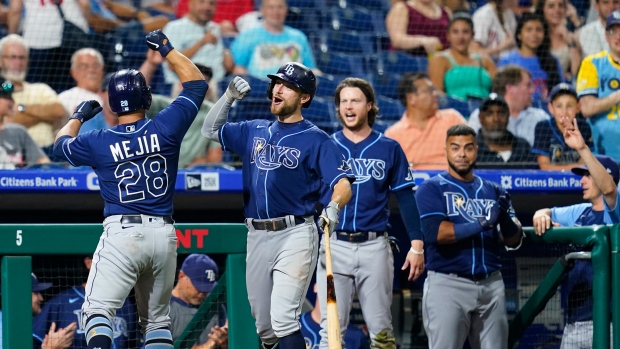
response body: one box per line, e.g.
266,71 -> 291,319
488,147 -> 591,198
0,0 -> 618,171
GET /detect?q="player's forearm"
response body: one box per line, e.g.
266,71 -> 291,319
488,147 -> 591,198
7,0 -> 21,34
55,119 -> 82,142
201,93 -> 233,141
500,216 -> 523,247
396,189 -> 422,240
180,40 -> 206,60
165,50 -> 204,83
581,93 -> 620,118
330,177 -> 352,208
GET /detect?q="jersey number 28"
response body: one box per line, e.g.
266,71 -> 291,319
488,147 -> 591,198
114,155 -> 169,203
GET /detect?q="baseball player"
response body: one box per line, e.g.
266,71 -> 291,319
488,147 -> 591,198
533,117 -> 620,349
201,62 -> 354,349
415,124 -> 524,349
52,29 -> 207,349
315,77 -> 423,349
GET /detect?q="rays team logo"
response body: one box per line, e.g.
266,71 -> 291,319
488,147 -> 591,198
251,137 -> 301,170
444,192 -> 495,222
609,78 -> 620,90
284,64 -> 296,76
342,158 -> 386,184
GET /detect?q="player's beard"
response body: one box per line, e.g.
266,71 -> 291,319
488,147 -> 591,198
272,94 -> 301,119
448,158 -> 476,178
2,69 -> 26,83
339,113 -> 367,132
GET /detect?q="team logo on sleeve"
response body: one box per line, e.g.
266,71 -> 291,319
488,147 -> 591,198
251,137 -> 300,170
341,158 -> 386,184
609,78 -> 620,90
444,192 -> 495,222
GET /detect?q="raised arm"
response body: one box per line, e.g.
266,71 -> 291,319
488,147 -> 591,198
200,77 -> 250,141
145,29 -> 203,83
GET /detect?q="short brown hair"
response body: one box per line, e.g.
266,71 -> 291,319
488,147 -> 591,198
491,65 -> 531,96
334,77 -> 379,127
397,72 -> 429,107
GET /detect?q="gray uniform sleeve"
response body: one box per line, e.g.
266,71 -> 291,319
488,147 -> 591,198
201,94 -> 234,142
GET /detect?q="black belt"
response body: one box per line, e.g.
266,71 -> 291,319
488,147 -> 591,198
335,231 -> 385,243
251,216 -> 306,231
120,215 -> 174,224
436,270 -> 499,282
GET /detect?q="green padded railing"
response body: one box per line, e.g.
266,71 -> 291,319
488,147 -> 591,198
0,223 -> 259,349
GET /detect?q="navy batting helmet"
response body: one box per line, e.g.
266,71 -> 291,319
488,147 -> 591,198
108,69 -> 152,114
267,62 -> 316,108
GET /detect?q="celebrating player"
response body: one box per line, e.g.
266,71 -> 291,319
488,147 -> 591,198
533,118 -> 619,349
415,124 -> 523,349
201,62 -> 354,349
52,30 -> 207,349
316,77 -> 422,349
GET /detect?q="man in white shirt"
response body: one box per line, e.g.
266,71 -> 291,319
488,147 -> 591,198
579,0 -> 620,57
468,65 -> 550,147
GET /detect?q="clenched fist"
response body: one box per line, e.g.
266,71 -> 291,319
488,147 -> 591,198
69,100 -> 102,124
146,30 -> 174,57
225,76 -> 251,101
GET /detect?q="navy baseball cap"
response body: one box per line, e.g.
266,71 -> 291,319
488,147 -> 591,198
548,83 -> 578,103
607,10 -> 620,30
32,273 -> 52,292
571,155 -> 620,184
480,93 -> 509,112
181,254 -> 218,293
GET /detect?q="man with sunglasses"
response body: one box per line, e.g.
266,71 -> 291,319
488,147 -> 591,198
532,118 -> 620,349
577,9 -> 620,162
0,79 -> 49,168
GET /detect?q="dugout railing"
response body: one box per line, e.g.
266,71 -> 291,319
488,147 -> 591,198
0,223 -> 259,349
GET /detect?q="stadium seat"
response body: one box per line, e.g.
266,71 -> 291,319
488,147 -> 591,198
315,75 -> 340,97
377,95 -> 404,122
343,0 -> 390,11
443,97 -> 471,118
328,6 -> 375,32
107,23 -> 148,70
286,7 -> 323,32
228,98 -> 274,123
304,97 -> 339,132
312,29 -> 374,55
376,51 -> 428,75
372,73 -> 400,100
316,52 -> 368,77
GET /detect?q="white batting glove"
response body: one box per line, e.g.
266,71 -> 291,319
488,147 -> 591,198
318,201 -> 340,236
225,76 -> 251,101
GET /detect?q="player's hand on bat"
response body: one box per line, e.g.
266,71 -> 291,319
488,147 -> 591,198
145,29 -> 174,57
42,321 -> 77,349
402,240 -> 425,281
318,201 -> 340,236
225,77 -> 251,101
563,118 -> 587,151
69,100 -> 102,124
533,212 -> 560,236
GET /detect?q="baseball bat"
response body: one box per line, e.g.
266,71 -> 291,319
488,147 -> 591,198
323,222 -> 342,349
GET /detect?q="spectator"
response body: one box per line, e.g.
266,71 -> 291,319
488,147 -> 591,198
0,79 -> 49,168
58,48 -> 106,135
471,0 -> 517,59
176,0 -> 254,35
577,10 -> 620,161
170,254 -> 228,349
7,0 -> 90,92
578,0 -> 620,57
532,83 -> 593,170
535,0 -> 583,81
33,256 -> 138,349
532,123 -> 619,349
0,273 -> 77,349
139,52 -> 223,167
385,0 -> 449,56
86,0 -> 169,35
162,0 -> 233,87
300,283 -> 369,349
0,34 -> 67,149
468,65 -> 550,147
230,0 -> 318,77
414,124 -> 523,349
498,13 -> 564,100
476,93 -> 537,169
384,72 -> 466,170
428,11 -> 495,101
96,73 -> 120,130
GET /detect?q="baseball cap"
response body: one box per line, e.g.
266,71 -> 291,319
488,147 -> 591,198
32,273 -> 52,292
480,93 -> 509,112
571,155 -> 620,184
548,83 -> 577,103
0,79 -> 14,101
101,72 -> 114,92
607,10 -> 620,30
181,254 -> 218,293
194,63 -> 213,80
